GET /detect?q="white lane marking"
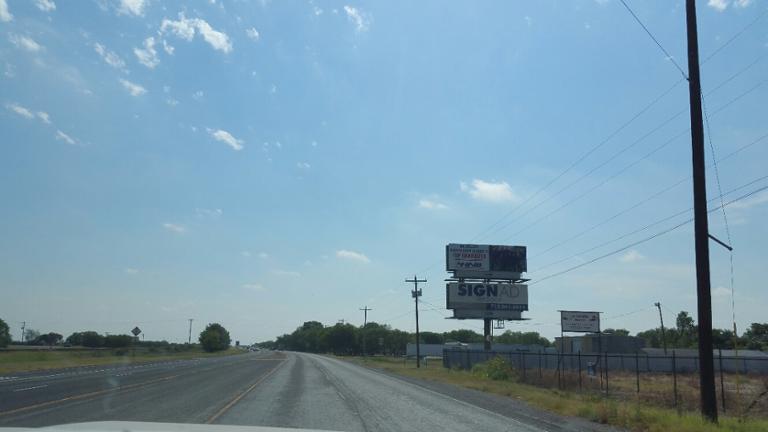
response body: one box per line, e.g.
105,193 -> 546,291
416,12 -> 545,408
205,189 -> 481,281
13,385 -> 49,392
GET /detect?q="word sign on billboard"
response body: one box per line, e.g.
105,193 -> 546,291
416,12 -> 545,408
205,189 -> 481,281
452,309 -> 522,320
446,244 -> 527,277
560,311 -> 600,333
446,283 -> 528,311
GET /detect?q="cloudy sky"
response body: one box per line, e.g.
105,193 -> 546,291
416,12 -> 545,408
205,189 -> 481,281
1,0 -> 766,344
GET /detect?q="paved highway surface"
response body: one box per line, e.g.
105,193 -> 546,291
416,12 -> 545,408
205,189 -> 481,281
0,352 -> 615,432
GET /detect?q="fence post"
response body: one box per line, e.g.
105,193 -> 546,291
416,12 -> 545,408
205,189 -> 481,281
672,350 -> 678,412
538,350 -> 542,380
521,351 -> 526,381
635,351 -> 640,393
465,349 -> 470,370
578,350 -> 582,391
604,351 -> 609,395
719,348 -> 726,413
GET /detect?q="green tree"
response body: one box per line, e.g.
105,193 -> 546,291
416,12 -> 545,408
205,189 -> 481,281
419,331 -> 444,344
199,323 -> 231,352
495,331 -> 551,346
324,323 -> 357,355
744,323 -> 768,351
443,329 -> 483,343
0,318 -> 11,347
33,332 -> 63,346
24,328 -> 40,343
104,334 -> 134,348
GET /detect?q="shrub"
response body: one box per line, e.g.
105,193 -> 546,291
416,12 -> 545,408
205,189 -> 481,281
472,356 -> 516,381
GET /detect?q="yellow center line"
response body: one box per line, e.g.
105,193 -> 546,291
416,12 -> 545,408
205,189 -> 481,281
206,358 -> 288,424
0,375 -> 178,418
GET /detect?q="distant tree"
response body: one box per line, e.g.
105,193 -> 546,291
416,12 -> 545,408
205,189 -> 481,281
24,329 -> 40,343
419,331 -> 444,344
199,323 -> 231,352
443,329 -> 483,343
602,328 -> 630,336
711,329 -> 737,350
33,332 -> 63,346
675,311 -> 697,348
495,331 -> 551,346
78,331 -> 105,348
0,318 -> 10,347
324,323 -> 357,355
104,334 -> 134,348
744,323 -> 768,351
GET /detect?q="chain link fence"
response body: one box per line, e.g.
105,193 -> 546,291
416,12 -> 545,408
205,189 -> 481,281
443,349 -> 768,417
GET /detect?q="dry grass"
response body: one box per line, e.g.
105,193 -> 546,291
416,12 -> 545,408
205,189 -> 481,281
345,356 -> 768,432
0,347 -> 245,374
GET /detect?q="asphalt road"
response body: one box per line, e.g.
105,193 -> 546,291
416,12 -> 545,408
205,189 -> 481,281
0,352 -> 615,432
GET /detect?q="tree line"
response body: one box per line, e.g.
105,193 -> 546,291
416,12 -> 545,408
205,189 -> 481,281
0,318 -> 233,353
259,311 -> 768,355
257,320 -> 553,355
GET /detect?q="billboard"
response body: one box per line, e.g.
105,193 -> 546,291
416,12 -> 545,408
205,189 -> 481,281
560,311 -> 600,333
446,244 -> 527,278
446,283 -> 528,311
452,309 -> 522,320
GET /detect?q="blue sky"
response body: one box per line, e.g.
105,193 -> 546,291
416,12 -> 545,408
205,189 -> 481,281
1,0 -> 766,344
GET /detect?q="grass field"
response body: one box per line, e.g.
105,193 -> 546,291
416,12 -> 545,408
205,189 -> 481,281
346,356 -> 768,432
0,347 -> 245,374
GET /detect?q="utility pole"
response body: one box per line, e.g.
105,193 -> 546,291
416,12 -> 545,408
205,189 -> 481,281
685,0 -> 717,422
360,306 -> 372,358
405,275 -> 426,368
20,321 -> 26,344
654,302 -> 668,355
188,318 -> 193,344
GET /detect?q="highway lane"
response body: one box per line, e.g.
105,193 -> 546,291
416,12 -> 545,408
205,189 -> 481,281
0,352 -> 286,427
0,352 -> 614,431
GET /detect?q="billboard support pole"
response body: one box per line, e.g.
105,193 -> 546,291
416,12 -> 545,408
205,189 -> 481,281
406,275 -> 427,368
483,318 -> 491,351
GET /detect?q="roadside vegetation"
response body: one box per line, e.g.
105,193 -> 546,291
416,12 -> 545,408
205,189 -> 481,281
349,356 -> 768,432
0,319 -> 240,374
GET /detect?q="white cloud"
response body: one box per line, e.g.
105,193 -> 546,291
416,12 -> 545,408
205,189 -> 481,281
6,103 -> 34,119
241,250 -> 251,257
118,0 -> 147,16
708,0 -> 728,11
124,267 -> 139,274
34,0 -> 56,12
160,13 -> 232,53
336,249 -> 370,263
119,78 -> 147,96
272,269 -> 301,277
162,223 -> 186,233
195,207 -> 222,218
618,250 -> 645,263
192,90 -> 204,100
207,128 -> 244,151
0,0 -> 12,22
245,27 -> 260,41
460,179 -> 518,203
134,37 -> 159,69
55,130 -> 76,145
242,283 -> 265,292
343,5 -> 370,32
734,0 -> 752,7
9,34 -> 42,52
36,111 -> 51,124
712,286 -> 732,297
162,39 -> 174,54
94,43 -> 126,70
165,98 -> 179,106
258,252 -> 269,259
728,190 -> 768,210
296,161 -> 311,169
418,199 -> 448,210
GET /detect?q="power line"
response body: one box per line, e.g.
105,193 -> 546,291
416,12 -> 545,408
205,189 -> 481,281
618,0 -> 688,79
532,171 -> 768,274
531,129 -> 768,261
700,7 -> 768,64
530,181 -> 768,285
498,67 -> 766,241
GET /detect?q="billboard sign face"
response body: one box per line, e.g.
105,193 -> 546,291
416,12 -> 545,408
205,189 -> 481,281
452,309 -> 522,320
446,283 -> 528,311
446,244 -> 527,278
560,311 -> 600,333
